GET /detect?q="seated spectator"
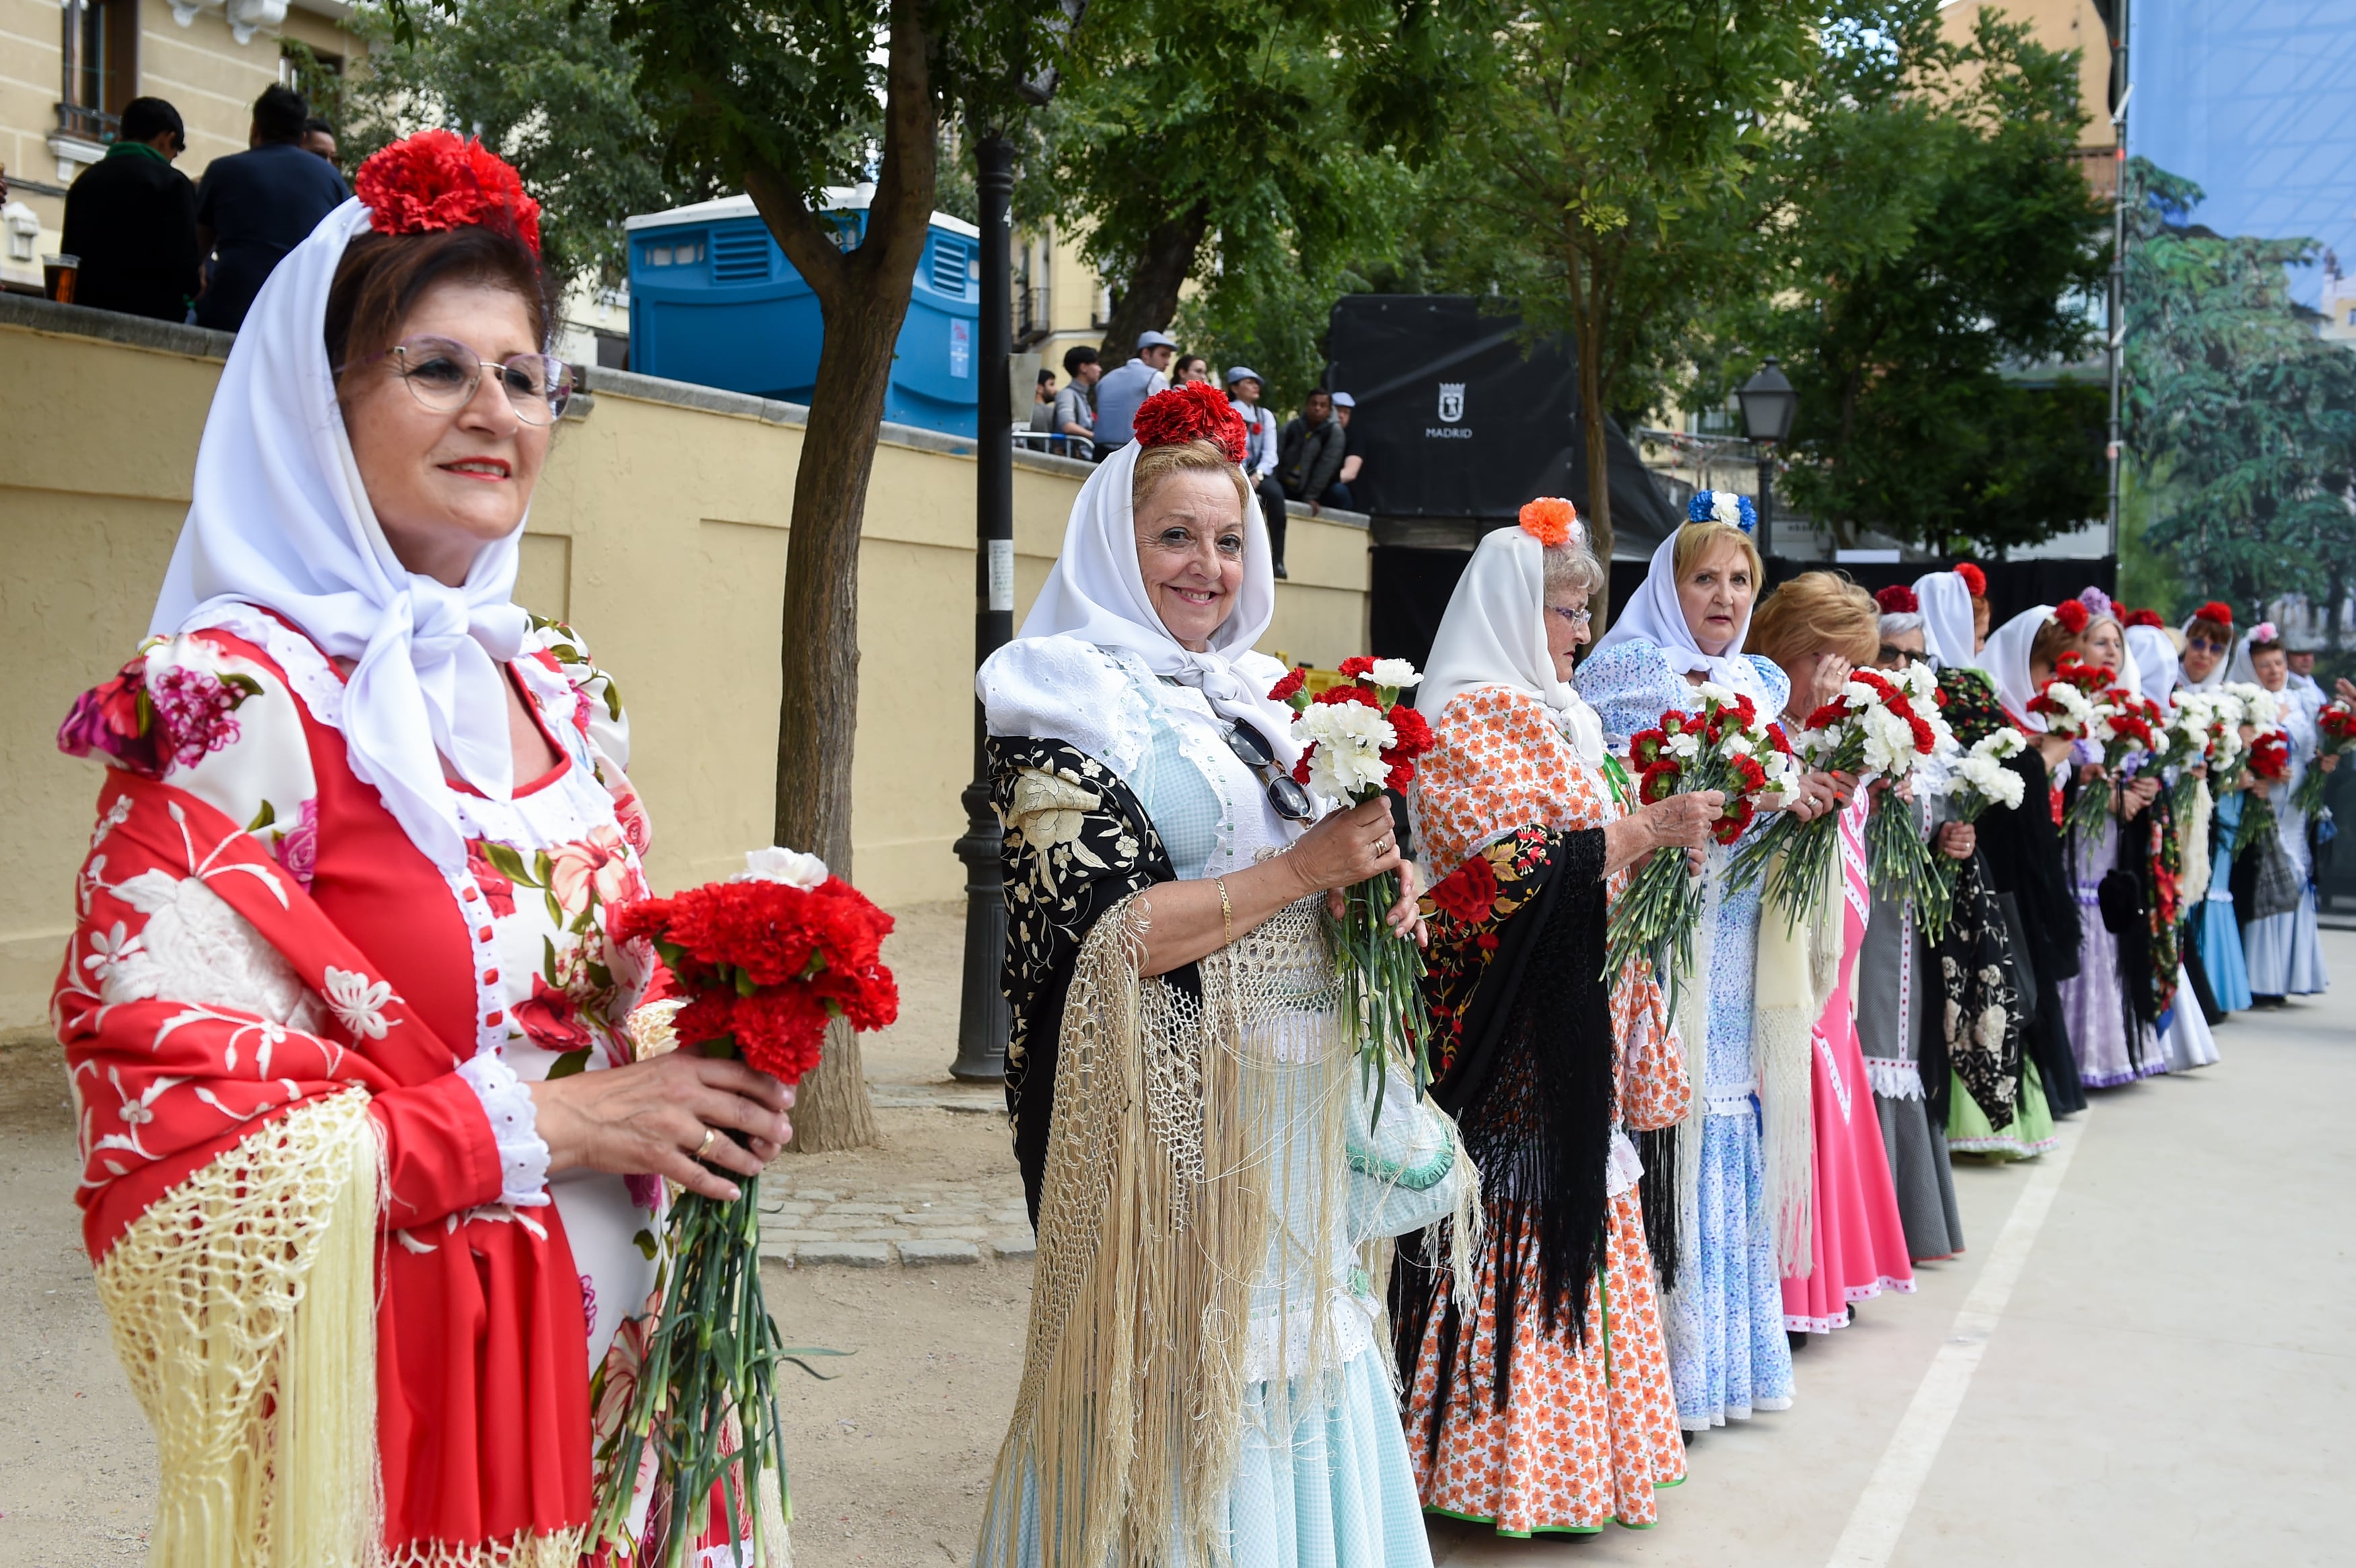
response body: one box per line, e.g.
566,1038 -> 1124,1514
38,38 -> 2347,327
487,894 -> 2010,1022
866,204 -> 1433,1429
1173,352 -> 1211,386
1029,367 -> 1059,440
61,97 -> 199,324
1278,388 -> 1347,526
302,116 -> 341,166
1226,365 -> 1290,577
193,84 -> 350,332
1328,390 -> 1364,511
1053,345 -> 1101,458
1090,330 -> 1176,456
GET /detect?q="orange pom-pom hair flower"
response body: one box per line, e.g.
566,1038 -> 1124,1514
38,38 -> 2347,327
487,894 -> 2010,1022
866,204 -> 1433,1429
355,129 -> 543,256
1132,381 -> 1250,464
1519,497 -> 1579,548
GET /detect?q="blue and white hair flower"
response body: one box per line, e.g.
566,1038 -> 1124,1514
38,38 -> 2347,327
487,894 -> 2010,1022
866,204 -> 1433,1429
1687,489 -> 1758,534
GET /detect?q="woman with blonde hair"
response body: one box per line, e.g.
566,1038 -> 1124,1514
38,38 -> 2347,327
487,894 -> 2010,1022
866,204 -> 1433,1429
1393,501 -> 1717,1536
973,382 -> 1469,1567
1577,497 -> 1846,1431
1744,573 -> 1916,1337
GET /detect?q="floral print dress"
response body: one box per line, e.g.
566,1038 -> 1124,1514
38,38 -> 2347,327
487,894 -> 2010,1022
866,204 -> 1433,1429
1399,684 -> 1690,1534
1577,638 -> 1797,1431
58,601 -> 677,1559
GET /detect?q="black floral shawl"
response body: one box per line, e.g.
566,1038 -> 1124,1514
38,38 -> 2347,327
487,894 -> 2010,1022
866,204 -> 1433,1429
1974,748 -> 2089,1116
990,735 -> 1195,1224
1389,824 -> 1615,1433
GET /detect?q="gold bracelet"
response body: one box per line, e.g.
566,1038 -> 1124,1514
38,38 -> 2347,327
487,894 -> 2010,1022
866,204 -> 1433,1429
1214,876 -> 1233,948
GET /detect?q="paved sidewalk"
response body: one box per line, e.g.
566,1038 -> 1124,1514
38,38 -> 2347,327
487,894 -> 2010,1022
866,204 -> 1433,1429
756,1166 -> 1033,1268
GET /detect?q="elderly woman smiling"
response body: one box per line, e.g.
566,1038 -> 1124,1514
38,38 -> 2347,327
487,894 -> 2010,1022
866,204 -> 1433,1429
974,385 -> 1468,1568
54,134 -> 788,1565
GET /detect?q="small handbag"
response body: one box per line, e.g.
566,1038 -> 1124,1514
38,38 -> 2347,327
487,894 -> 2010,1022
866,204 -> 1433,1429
2246,827 -> 2306,922
2097,866 -> 2144,936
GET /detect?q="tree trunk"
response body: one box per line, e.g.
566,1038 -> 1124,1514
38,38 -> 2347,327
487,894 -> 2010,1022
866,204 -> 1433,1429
740,0 -> 939,1153
1098,198 -> 1211,361
1574,264 -> 1614,612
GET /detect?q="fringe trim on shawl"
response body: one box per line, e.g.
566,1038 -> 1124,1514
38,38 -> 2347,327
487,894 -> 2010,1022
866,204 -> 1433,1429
2180,778 -> 2214,917
1752,835 -> 1840,1279
975,891 -> 1354,1568
94,1088 -> 383,1568
383,1528 -> 589,1567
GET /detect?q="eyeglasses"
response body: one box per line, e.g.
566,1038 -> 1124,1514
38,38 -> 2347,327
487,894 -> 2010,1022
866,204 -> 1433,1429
347,334 -> 574,425
1877,645 -> 1920,668
1224,720 -> 1316,822
1548,605 -> 1593,628
2187,636 -> 2227,655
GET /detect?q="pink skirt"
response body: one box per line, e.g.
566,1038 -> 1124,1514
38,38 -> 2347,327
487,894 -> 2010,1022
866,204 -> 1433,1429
1781,1018 -> 1916,1332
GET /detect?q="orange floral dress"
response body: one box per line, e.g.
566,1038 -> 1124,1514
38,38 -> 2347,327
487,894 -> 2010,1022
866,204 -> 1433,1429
1399,685 -> 1692,1535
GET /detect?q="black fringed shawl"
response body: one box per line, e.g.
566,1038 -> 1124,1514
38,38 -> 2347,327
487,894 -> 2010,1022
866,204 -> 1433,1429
990,735 -> 1196,1225
1389,824 -> 1616,1437
1976,748 -> 2089,1116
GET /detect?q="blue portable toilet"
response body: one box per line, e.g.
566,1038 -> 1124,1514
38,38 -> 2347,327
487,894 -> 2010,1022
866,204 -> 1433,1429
623,188 -> 983,437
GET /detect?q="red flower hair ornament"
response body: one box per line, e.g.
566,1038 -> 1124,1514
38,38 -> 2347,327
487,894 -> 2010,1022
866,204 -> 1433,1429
2123,608 -> 2165,629
2052,599 -> 2090,635
355,129 -> 543,258
1875,583 -> 1920,615
1955,563 -> 1988,598
2194,601 -> 2235,629
1133,381 -> 1249,465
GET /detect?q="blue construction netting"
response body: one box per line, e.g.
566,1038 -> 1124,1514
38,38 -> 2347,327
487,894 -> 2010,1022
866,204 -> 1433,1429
2128,0 -> 2356,309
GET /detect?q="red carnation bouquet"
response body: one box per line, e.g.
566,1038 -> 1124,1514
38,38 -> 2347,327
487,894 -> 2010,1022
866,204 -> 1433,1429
1608,683 -> 1795,990
2295,701 -> 2356,815
593,847 -> 897,1563
2236,726 -> 2295,857
1272,657 -> 1434,1109
1734,662 -> 1952,936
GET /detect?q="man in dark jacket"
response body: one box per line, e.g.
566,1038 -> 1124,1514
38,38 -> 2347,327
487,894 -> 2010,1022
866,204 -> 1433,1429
1277,389 -> 1347,538
61,98 -> 201,323
194,85 -> 349,332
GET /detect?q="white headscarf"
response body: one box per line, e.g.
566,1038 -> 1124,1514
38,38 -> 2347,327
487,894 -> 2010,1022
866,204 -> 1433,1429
149,199 -> 532,873
1912,569 -> 1978,671
1981,604 -> 2054,730
1590,525 -> 1759,685
2126,623 -> 2179,703
1009,439 -> 1301,767
1421,524 -> 1606,764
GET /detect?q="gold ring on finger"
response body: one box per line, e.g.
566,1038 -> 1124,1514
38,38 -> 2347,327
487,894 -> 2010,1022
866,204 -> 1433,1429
694,1125 -> 718,1162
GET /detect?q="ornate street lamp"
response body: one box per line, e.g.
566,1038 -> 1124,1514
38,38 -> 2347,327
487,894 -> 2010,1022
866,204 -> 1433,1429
1736,357 -> 1797,561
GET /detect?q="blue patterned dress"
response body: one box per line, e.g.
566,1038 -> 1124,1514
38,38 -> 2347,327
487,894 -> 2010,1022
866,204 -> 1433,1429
1577,639 -> 1796,1431
2196,789 -> 2253,1012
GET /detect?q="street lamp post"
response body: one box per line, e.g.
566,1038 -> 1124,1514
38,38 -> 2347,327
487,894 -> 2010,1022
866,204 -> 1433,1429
950,133 -> 1016,1083
1736,357 -> 1797,563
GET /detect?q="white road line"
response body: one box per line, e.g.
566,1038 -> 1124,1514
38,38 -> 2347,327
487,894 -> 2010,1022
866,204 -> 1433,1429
1824,1116 -> 2085,1568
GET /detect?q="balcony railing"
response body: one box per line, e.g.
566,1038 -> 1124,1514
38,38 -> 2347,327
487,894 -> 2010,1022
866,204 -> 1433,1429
55,102 -> 118,144
1014,285 -> 1050,347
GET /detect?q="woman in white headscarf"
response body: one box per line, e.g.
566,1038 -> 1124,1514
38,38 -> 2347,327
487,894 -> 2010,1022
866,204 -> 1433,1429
2125,618 -> 2221,1070
1576,499 -> 1845,1433
51,133 -> 792,1564
973,384 -> 1469,1568
2177,602 -> 2254,1011
1391,503 -> 1719,1536
2231,623 -> 2334,1002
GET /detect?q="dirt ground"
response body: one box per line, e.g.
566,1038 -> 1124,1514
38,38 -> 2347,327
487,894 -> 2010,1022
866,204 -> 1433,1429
0,900 -> 1037,1567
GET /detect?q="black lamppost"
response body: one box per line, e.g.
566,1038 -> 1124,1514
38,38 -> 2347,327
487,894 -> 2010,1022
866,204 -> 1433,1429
949,132 -> 1017,1083
1736,357 -> 1797,562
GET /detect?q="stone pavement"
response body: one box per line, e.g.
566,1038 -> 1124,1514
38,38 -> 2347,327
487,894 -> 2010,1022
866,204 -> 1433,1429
757,1079 -> 1035,1268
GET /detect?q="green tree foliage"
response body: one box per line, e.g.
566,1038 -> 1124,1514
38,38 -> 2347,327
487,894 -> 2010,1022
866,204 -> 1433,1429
1358,0 -> 1815,568
2124,157 -> 2356,618
346,0 -> 707,286
1727,4 -> 2112,553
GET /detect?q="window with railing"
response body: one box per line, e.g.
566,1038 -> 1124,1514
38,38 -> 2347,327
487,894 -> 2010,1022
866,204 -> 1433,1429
58,0 -> 137,143
1014,286 -> 1049,345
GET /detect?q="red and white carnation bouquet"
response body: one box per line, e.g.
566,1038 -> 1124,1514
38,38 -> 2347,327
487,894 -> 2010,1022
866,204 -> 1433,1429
2028,653 -> 2124,843
2236,726 -> 2294,857
1272,657 -> 1435,1104
1609,683 -> 1796,986
1735,662 -> 1951,935
596,847 -> 898,1563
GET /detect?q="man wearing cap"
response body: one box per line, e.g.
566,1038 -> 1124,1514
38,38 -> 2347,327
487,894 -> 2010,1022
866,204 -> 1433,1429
1329,391 -> 1364,511
1228,366 -> 1290,577
61,97 -> 201,323
1090,329 -> 1177,458
2285,634 -> 2327,712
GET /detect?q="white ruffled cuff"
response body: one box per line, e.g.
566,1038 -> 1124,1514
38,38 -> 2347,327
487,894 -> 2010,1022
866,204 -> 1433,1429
458,1052 -> 553,1208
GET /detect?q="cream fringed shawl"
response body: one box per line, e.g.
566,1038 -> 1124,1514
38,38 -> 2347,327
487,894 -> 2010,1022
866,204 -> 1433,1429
95,1088 -> 384,1568
977,890 -> 1361,1568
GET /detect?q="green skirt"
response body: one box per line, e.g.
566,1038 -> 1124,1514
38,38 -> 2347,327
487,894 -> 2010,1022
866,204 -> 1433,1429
1947,1058 -> 2058,1160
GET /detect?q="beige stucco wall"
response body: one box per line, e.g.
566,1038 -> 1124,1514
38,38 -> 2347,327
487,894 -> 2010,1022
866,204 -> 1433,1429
0,300 -> 1372,1028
